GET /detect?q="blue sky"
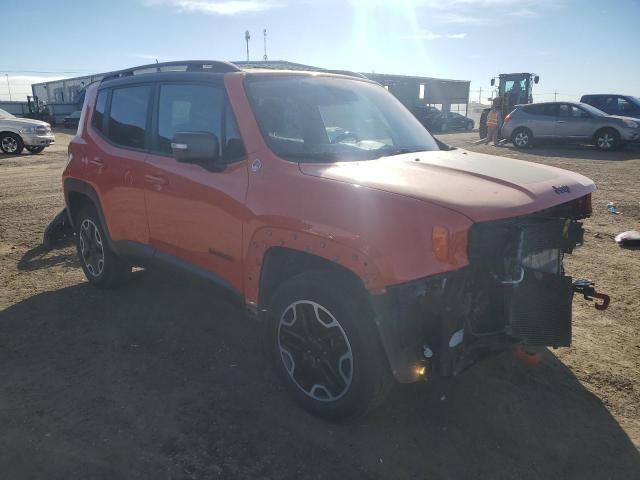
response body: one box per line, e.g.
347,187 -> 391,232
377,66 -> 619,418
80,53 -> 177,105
1,0 -> 639,103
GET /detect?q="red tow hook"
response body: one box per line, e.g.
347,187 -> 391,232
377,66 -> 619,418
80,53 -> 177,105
572,279 -> 610,311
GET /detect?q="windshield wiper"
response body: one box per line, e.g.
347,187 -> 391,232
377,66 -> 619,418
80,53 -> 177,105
378,146 -> 427,157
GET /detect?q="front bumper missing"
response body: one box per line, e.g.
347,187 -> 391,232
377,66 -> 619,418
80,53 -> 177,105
371,198 -> 609,384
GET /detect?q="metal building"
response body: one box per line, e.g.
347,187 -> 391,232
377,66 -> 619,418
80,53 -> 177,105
31,60 -> 470,117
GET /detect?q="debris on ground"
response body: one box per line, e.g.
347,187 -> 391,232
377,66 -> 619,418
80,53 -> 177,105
615,230 -> 640,248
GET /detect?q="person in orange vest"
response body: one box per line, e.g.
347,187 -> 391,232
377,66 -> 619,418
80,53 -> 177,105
485,103 -> 502,146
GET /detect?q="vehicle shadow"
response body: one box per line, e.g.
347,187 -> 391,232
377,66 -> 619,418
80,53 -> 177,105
17,241 -> 77,272
501,142 -> 640,161
1,274 -> 638,479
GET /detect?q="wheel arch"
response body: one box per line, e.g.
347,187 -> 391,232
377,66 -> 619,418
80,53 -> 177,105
63,178 -> 114,248
245,228 -> 385,310
257,246 -> 369,311
592,126 -> 619,141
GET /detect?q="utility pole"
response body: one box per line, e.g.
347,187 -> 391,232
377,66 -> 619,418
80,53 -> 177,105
478,87 -> 482,104
553,89 -> 558,101
245,30 -> 251,61
263,28 -> 268,61
5,74 -> 12,101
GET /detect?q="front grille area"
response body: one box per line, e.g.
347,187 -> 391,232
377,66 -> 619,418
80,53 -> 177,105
466,202 -> 588,347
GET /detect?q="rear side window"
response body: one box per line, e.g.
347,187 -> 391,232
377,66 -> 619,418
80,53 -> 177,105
107,86 -> 151,149
92,90 -> 108,132
523,104 -> 557,116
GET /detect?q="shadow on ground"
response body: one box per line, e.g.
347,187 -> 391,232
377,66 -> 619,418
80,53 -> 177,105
503,142 -> 640,161
17,240 -> 77,272
1,272 -> 639,479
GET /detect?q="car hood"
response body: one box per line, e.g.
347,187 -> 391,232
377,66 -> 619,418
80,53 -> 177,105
607,114 -> 640,123
299,149 -> 596,222
0,117 -> 49,128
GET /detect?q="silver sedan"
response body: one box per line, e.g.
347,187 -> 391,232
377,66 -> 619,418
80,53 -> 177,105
501,102 -> 640,150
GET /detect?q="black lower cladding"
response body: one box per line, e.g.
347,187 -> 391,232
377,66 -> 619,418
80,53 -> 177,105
506,268 -> 572,347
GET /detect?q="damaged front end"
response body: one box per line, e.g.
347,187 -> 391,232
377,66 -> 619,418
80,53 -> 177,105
373,194 -> 609,383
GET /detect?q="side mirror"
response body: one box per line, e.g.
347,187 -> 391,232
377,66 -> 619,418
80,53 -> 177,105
534,75 -> 540,84
171,132 -> 224,171
490,78 -> 495,87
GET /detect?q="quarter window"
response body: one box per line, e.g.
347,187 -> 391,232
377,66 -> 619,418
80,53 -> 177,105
107,86 -> 151,149
92,90 -> 108,133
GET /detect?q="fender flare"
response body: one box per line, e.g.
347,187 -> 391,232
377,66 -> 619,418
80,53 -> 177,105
63,178 -> 115,250
244,227 -> 386,307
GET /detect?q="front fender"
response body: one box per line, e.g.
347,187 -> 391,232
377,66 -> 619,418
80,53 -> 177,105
244,226 -> 385,307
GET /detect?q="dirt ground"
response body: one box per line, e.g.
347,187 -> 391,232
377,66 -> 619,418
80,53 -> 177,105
1,129 -> 639,479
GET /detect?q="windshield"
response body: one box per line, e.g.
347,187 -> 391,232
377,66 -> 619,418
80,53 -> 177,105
578,103 -> 607,116
0,108 -> 15,119
245,75 -> 439,162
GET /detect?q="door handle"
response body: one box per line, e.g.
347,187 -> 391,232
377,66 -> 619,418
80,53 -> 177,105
89,158 -> 105,167
144,174 -> 169,186
557,120 -> 566,123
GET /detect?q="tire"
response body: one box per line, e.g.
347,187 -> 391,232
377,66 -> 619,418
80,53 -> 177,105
75,205 -> 131,288
465,121 -> 473,131
269,270 -> 394,419
594,128 -> 620,151
0,132 -> 24,155
26,146 -> 45,154
511,128 -> 533,149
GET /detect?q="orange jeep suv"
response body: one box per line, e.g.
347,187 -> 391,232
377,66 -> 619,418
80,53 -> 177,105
63,61 -> 603,419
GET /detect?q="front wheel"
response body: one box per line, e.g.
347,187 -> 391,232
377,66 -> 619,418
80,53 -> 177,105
594,128 -> 620,151
512,128 -> 533,149
0,133 -> 24,155
26,146 -> 45,154
75,205 -> 132,288
269,271 -> 394,419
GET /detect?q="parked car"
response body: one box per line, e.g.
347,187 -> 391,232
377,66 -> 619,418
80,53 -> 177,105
0,108 -> 55,154
63,61 -> 601,419
426,111 -> 474,133
410,105 -> 441,128
63,110 -> 82,129
580,94 -> 640,121
501,102 -> 640,150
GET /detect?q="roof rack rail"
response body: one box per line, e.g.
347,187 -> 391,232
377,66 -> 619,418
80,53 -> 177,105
323,69 -> 369,79
101,60 -> 241,82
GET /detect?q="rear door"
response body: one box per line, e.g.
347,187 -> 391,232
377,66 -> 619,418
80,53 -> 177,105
524,103 -> 558,138
87,85 -> 152,245
143,81 -> 248,292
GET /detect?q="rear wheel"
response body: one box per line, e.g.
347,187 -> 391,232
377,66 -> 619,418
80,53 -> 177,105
26,146 -> 45,154
512,128 -> 533,148
594,128 -> 620,151
269,270 -> 394,419
0,133 -> 24,155
75,205 -> 131,288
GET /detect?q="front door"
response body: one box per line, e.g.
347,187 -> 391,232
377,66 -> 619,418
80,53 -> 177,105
144,81 -> 248,292
556,104 -> 592,139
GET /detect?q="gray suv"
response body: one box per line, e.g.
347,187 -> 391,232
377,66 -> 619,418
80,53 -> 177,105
501,102 -> 640,151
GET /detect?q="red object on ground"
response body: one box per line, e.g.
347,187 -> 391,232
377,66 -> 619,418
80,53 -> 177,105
513,345 -> 544,366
